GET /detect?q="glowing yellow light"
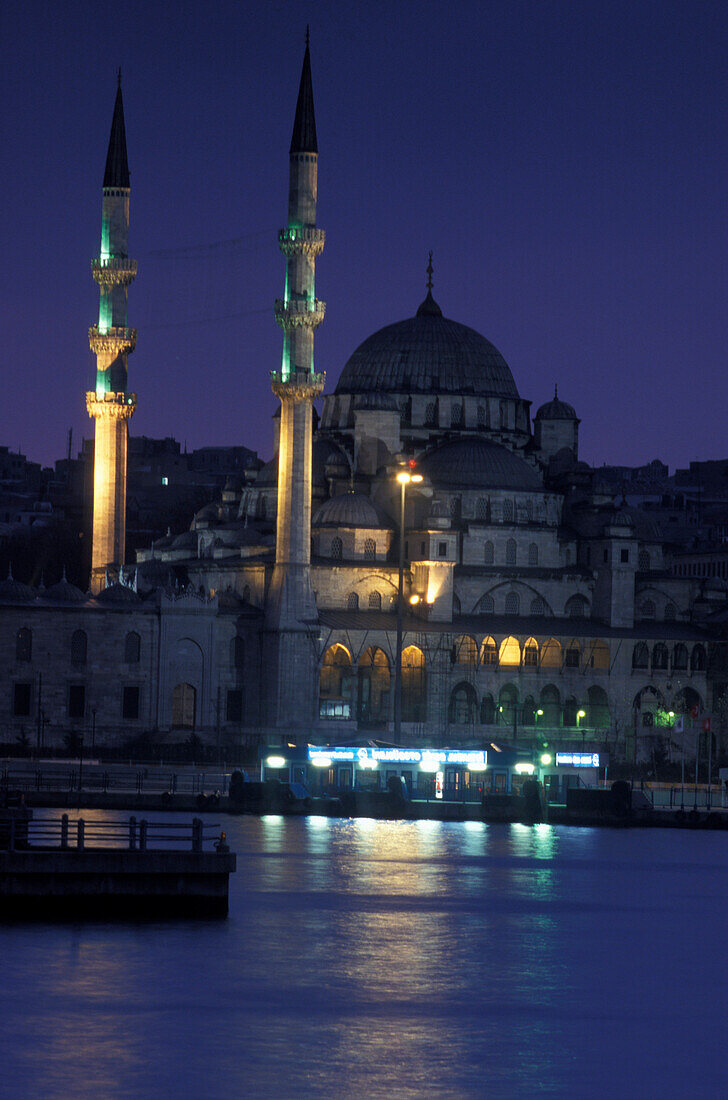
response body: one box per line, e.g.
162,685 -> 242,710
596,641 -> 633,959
409,594 -> 420,605
540,753 -> 553,766
536,709 -> 544,716
266,755 -> 286,769
396,472 -> 410,484
411,474 -> 423,483
515,763 -> 535,775
577,710 -> 586,719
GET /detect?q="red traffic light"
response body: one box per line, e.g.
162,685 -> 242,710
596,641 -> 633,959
408,458 -> 417,469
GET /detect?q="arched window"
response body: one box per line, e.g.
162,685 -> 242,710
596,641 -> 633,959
498,684 -> 518,724
450,403 -> 463,428
319,644 -> 353,719
503,499 -> 514,523
331,536 -> 343,560
232,636 -> 245,669
364,538 -> 376,560
402,645 -> 426,722
347,592 -> 359,610
588,640 -> 610,670
479,693 -> 495,724
425,401 -> 437,427
477,405 -> 486,429
481,637 -> 497,665
484,541 -> 494,564
453,634 -> 478,666
640,599 -> 656,620
400,398 -> 411,424
523,638 -> 539,666
368,590 -> 382,610
673,643 -> 688,670
521,696 -> 536,726
566,595 -> 588,618
478,593 -> 494,613
499,636 -> 521,666
673,686 -> 702,717
652,643 -> 668,670
691,645 -> 706,671
526,499 -> 533,522
530,597 -> 545,615
528,543 -> 538,566
632,642 -> 649,669
587,685 -> 610,728
540,684 -> 561,726
638,549 -> 650,571
71,629 -> 87,667
504,591 -> 520,615
476,498 -> 489,521
172,683 -> 196,729
541,638 -> 562,668
506,539 -> 517,565
449,682 -> 477,724
449,497 -> 461,519
564,643 -> 581,668
357,647 -> 391,724
16,627 -> 31,663
664,602 -> 676,621
563,696 -> 578,726
124,631 -> 140,664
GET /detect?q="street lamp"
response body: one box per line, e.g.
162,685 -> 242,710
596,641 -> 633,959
393,466 -> 422,744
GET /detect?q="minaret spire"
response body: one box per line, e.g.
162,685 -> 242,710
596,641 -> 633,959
266,37 -> 326,729
86,75 -> 138,593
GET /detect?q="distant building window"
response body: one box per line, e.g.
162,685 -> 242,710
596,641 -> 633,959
449,497 -> 461,519
638,549 -> 650,571
477,406 -> 486,429
364,538 -> 376,560
632,643 -> 649,669
347,592 -> 359,610
331,537 -> 343,560
603,549 -> 609,563
640,600 -> 656,620
530,597 -> 545,615
566,595 -> 588,618
233,636 -> 245,669
438,542 -> 447,558
16,627 -> 31,663
368,591 -> 381,610
425,402 -> 437,427
691,645 -> 706,672
506,539 -> 516,565
162,476 -> 169,486
479,594 -> 494,613
621,548 -> 629,563
652,644 -> 668,671
673,644 -> 688,670
503,499 -> 514,523
450,404 -> 463,427
226,689 -> 243,723
528,543 -> 538,566
664,602 -> 677,621
484,541 -> 494,564
504,592 -> 520,615
13,682 -> 32,717
564,646 -> 580,669
124,631 -> 140,664
68,684 -> 86,719
122,685 -> 140,720
71,630 -> 87,667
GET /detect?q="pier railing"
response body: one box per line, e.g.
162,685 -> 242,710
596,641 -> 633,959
0,765 -> 232,797
4,814 -> 225,853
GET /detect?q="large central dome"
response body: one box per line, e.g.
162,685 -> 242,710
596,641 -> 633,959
335,291 -> 519,399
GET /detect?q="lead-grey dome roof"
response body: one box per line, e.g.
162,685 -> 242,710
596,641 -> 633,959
419,438 -> 542,491
313,492 -> 392,528
335,295 -> 519,399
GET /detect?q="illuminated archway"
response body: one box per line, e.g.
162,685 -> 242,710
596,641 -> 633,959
540,638 -> 561,668
499,636 -> 521,666
401,645 -> 426,722
357,647 -> 391,725
319,644 -> 353,720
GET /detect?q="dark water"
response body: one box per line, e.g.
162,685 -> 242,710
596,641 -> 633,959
2,813 -> 726,1098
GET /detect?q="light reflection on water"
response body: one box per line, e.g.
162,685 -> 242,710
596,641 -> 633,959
2,813 -> 727,1098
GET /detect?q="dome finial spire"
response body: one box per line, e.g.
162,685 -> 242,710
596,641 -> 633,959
416,251 -> 442,317
426,250 -> 434,292
554,383 -> 558,399
305,24 -> 310,48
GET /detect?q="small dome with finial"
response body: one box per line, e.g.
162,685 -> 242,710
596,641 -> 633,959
535,385 -> 578,421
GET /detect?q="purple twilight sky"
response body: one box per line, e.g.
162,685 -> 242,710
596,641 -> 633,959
2,0 -> 727,472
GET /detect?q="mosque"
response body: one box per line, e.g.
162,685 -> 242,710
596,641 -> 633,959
0,43 -> 721,761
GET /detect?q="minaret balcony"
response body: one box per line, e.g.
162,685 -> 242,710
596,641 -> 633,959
92,257 -> 138,286
278,226 -> 325,258
270,371 -> 325,402
88,326 -> 137,356
86,391 -> 137,420
274,298 -> 326,330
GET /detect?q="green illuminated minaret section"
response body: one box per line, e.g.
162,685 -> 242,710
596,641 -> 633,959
266,35 -> 326,729
86,72 -> 137,593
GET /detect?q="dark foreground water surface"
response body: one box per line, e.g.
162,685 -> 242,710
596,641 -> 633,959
1,814 -> 726,1098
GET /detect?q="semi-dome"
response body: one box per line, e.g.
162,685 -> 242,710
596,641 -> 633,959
535,387 -> 578,421
313,492 -> 392,528
419,438 -> 542,491
335,293 -> 519,399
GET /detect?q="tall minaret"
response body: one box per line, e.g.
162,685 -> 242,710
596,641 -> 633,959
265,33 -> 326,728
86,71 -> 137,593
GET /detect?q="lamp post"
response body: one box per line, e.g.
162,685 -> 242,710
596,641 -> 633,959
393,467 -> 422,744
577,708 -> 586,749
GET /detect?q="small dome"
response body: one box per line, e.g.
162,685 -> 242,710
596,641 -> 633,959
0,571 -> 35,602
419,438 -> 542,491
609,508 -> 634,528
42,576 -> 86,602
535,386 -> 578,421
96,582 -> 141,604
313,492 -> 392,528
